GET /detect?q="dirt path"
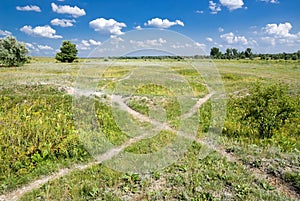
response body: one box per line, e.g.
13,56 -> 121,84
1,90 -> 299,200
109,92 -> 300,200
0,91 -> 213,201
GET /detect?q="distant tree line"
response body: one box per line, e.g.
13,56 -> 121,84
110,55 -> 185,60
210,47 -> 300,60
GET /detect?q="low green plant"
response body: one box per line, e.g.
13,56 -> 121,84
225,83 -> 298,139
0,36 -> 30,67
0,85 -> 90,193
20,141 -> 293,201
282,172 -> 300,191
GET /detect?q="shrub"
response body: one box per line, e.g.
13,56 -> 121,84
55,41 -> 78,63
227,83 -> 297,139
0,36 -> 30,67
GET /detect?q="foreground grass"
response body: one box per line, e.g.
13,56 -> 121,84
19,142 -> 294,201
0,85 -> 91,194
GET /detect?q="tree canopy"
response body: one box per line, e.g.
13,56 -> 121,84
235,84 -> 297,138
210,47 -> 299,60
0,36 -> 30,67
55,41 -> 78,63
210,47 -> 222,59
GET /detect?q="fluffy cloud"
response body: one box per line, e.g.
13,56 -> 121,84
26,43 -> 54,52
262,22 -> 300,46
134,25 -> 142,30
89,18 -> 126,35
263,22 -> 294,38
220,32 -> 248,45
20,25 -> 62,39
260,0 -> 279,3
51,3 -> 86,18
77,39 -> 102,50
209,1 -> 221,14
26,43 -> 36,50
220,0 -> 244,10
218,27 -> 225,32
195,42 -> 206,49
129,38 -> 167,48
144,18 -> 184,28
16,5 -> 41,12
37,45 -> 53,50
0,29 -> 12,36
206,37 -> 213,42
110,35 -> 124,45
89,39 -> 101,46
51,18 -> 76,27
196,10 -> 204,14
170,42 -> 206,50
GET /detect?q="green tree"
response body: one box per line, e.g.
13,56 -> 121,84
237,84 -> 297,138
232,48 -> 238,59
225,48 -> 233,59
0,36 -> 30,67
56,41 -> 78,63
245,48 -> 253,59
292,53 -> 298,60
239,51 -> 246,59
210,47 -> 221,59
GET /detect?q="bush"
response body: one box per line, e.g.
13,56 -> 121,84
227,83 -> 297,139
0,36 -> 30,67
55,41 -> 78,63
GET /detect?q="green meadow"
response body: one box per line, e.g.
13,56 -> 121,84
0,58 -> 299,200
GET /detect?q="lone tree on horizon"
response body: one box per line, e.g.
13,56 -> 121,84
56,41 -> 78,63
0,36 -> 30,67
210,47 -> 221,59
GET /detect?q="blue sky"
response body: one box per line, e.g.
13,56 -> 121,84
0,0 -> 299,56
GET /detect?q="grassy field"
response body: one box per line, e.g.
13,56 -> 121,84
0,58 -> 299,200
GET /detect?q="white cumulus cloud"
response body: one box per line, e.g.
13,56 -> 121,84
51,18 -> 76,27
0,29 -> 12,36
89,18 -> 127,35
20,25 -> 62,39
144,18 -> 184,28
260,0 -> 279,4
206,37 -> 213,42
89,39 -> 101,46
134,25 -> 142,30
262,22 -> 300,46
81,40 -> 90,47
77,39 -> 102,50
220,32 -> 248,45
26,43 -> 36,50
16,5 -> 41,12
263,22 -> 295,38
196,10 -> 204,14
195,42 -> 206,49
51,2 -> 86,18
218,27 -> 225,32
110,35 -> 124,45
220,0 -> 244,10
129,38 -> 167,48
209,1 -> 221,14
38,45 -> 53,50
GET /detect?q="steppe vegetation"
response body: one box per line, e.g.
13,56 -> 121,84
0,56 -> 299,200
